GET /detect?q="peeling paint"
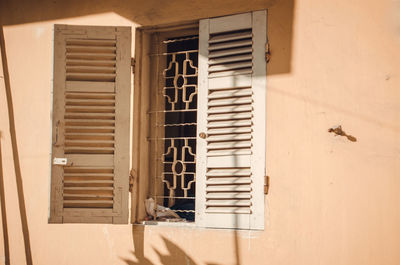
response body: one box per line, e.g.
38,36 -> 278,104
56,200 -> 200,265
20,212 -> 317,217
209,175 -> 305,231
35,26 -> 45,38
102,225 -> 115,256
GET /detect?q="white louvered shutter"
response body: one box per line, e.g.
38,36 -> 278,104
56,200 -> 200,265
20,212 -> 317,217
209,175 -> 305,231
50,25 -> 131,224
196,11 -> 267,230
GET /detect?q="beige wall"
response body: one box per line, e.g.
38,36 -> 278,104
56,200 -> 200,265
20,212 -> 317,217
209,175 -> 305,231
0,0 -> 399,264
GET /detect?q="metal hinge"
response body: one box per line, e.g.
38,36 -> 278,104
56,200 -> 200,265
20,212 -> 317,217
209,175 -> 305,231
129,169 -> 135,192
131,58 -> 136,74
264,175 -> 270,195
265,43 -> 271,63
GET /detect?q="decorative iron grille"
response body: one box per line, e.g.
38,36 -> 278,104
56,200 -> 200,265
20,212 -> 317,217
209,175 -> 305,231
148,35 -> 198,221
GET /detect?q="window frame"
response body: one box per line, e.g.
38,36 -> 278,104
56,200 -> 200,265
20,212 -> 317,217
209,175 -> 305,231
131,21 -> 200,223
132,10 -> 267,230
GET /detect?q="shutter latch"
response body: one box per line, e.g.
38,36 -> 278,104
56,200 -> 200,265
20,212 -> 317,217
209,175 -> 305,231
131,58 -> 136,74
53,157 -> 67,166
53,120 -> 61,147
264,175 -> 270,195
129,169 -> 135,192
265,43 -> 271,63
53,158 -> 73,166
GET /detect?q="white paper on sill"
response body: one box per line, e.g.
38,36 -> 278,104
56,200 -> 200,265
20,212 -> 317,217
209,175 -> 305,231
145,198 -> 180,219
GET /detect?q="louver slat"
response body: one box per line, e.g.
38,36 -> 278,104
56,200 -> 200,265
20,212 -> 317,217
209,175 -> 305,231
66,66 -> 116,74
206,193 -> 251,199
66,81 -> 115,93
209,54 -> 253,65
208,47 -> 252,59
50,25 -> 131,224
208,39 -> 252,51
208,31 -> 253,43
197,11 -> 267,230
67,59 -> 116,67
207,112 -> 253,121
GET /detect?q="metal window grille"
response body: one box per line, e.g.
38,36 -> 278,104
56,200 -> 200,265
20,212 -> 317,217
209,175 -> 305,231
148,34 -> 198,221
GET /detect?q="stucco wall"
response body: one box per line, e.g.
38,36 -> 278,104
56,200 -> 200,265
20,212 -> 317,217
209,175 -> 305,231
0,0 -> 399,264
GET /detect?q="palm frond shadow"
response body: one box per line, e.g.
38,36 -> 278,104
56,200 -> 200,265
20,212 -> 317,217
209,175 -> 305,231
122,235 -> 221,265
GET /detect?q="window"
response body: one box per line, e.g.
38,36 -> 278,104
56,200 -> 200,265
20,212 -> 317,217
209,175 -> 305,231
49,10 -> 267,230
134,11 -> 267,230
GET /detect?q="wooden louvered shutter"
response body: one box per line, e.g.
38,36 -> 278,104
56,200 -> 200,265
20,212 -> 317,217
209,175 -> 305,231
196,11 -> 267,230
49,25 -> 131,224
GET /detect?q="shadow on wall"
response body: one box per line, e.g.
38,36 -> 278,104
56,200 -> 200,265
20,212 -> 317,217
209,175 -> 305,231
123,229 -> 222,265
0,133 -> 10,265
0,0 -> 294,75
123,236 -> 198,265
0,26 -> 33,265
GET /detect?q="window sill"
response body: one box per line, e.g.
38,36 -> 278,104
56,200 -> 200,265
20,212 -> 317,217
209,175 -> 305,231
139,220 -> 196,228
